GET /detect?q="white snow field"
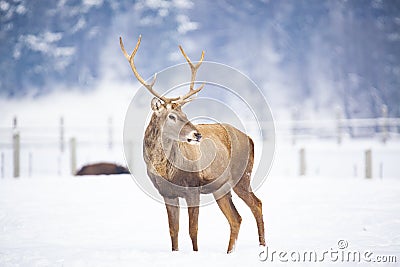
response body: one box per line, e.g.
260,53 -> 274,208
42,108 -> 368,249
0,173 -> 399,267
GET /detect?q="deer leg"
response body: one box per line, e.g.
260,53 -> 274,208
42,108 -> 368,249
164,197 -> 180,251
188,206 -> 199,251
186,192 -> 200,251
233,180 -> 265,246
214,191 -> 242,253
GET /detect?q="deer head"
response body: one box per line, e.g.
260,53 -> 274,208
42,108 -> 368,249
120,35 -> 204,144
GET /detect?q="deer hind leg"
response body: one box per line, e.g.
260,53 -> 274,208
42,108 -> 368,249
214,191 -> 242,253
233,176 -> 265,246
164,197 -> 180,251
185,192 -> 200,251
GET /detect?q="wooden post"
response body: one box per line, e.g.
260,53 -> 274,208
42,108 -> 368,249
13,132 -> 20,178
381,105 -> 388,143
108,116 -> 113,150
365,149 -> 372,179
335,106 -> 342,145
60,116 -> 65,153
299,147 -> 306,176
70,137 -> 77,175
1,152 -> 4,178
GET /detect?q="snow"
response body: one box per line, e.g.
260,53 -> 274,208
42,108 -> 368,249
270,139 -> 400,179
0,1 -> 9,12
0,85 -> 399,265
176,14 -> 199,34
0,174 -> 399,266
82,0 -> 103,8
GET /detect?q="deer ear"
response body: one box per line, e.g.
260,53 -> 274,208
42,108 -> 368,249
151,97 -> 164,112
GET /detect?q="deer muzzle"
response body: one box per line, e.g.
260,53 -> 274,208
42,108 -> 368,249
187,131 -> 202,144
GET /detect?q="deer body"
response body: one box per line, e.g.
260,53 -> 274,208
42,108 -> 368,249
144,118 -> 252,197
120,36 -> 265,253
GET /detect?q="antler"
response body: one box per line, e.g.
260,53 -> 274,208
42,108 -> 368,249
119,35 -> 179,103
178,45 -> 205,103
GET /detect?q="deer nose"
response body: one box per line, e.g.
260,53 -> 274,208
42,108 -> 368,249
194,132 -> 202,141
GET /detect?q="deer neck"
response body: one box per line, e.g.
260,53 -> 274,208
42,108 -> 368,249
144,114 -> 176,178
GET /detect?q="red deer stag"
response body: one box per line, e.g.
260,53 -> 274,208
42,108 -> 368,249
120,35 -> 265,253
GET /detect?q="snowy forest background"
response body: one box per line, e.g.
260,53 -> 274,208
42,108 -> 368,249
1,0 -> 399,120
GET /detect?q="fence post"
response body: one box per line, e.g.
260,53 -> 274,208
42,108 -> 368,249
13,117 -> 20,178
70,137 -> 77,175
335,106 -> 342,145
13,132 -> 20,178
108,116 -> 113,150
299,147 -> 306,176
1,152 -> 4,178
381,105 -> 388,143
60,116 -> 65,153
365,149 -> 372,179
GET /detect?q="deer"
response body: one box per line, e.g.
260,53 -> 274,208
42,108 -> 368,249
120,35 -> 265,253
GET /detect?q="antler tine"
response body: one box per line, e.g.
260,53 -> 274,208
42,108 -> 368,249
178,45 -> 205,102
120,36 -> 179,103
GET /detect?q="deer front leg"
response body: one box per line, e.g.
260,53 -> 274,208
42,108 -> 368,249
164,197 -> 180,251
186,192 -> 200,251
188,206 -> 199,251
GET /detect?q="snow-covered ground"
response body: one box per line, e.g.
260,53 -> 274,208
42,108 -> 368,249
1,117 -> 400,266
0,174 -> 399,266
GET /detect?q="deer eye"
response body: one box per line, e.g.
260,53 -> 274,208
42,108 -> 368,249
168,114 -> 176,121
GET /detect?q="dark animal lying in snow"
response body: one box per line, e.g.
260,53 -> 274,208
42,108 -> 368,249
75,162 -> 130,176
